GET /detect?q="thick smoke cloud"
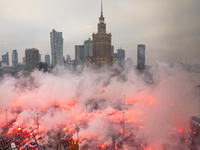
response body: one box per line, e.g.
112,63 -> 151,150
0,62 -> 199,149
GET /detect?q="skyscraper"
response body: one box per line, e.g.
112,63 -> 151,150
84,38 -> 93,63
111,46 -> 114,57
25,48 -> 39,71
137,44 -> 145,70
2,52 -> 9,65
88,0 -> 112,68
50,29 -> 64,68
45,54 -> 50,67
75,45 -> 84,67
12,50 -> 18,68
117,49 -> 125,69
39,54 -> 41,62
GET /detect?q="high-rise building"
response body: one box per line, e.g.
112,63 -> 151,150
111,46 -> 114,57
50,29 -> 64,68
117,49 -> 125,68
75,45 -> 84,67
39,54 -> 41,62
12,50 -> 18,68
87,1 -> 112,68
2,52 -> 9,65
137,44 -> 145,70
39,62 -> 48,72
84,38 -> 93,63
66,55 -> 71,63
25,48 -> 39,71
45,55 -> 50,67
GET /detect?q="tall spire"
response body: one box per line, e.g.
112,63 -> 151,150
99,0 -> 105,29
101,0 -> 103,16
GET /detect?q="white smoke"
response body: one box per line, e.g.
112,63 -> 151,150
0,62 -> 199,149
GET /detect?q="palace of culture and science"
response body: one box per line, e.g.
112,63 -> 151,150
86,1 -> 117,68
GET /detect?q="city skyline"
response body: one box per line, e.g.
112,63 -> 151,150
0,0 -> 200,65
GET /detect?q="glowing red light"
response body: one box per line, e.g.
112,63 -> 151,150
18,127 -> 22,131
7,131 -> 12,134
147,100 -> 153,105
178,129 -> 182,133
144,147 -> 152,150
138,126 -> 143,129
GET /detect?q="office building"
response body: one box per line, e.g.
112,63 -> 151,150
137,44 -> 145,70
111,46 -> 114,57
117,49 -> 125,68
84,38 -> 93,63
12,50 -> 18,68
75,45 -> 84,67
39,54 -> 41,62
45,55 -> 50,67
39,62 -> 48,72
25,48 -> 39,71
50,29 -> 64,68
2,52 -> 9,65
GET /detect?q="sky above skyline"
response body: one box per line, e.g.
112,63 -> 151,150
0,0 -> 200,65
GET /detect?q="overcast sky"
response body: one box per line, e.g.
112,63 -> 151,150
0,0 -> 200,65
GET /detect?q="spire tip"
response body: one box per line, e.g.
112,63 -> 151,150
101,0 -> 103,16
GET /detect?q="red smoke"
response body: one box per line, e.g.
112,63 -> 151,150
0,63 -> 199,149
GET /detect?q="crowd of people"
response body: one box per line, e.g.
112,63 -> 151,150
0,125 -> 79,150
0,126 -> 31,149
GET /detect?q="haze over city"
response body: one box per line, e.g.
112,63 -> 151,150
0,0 -> 200,150
1,0 -> 200,65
